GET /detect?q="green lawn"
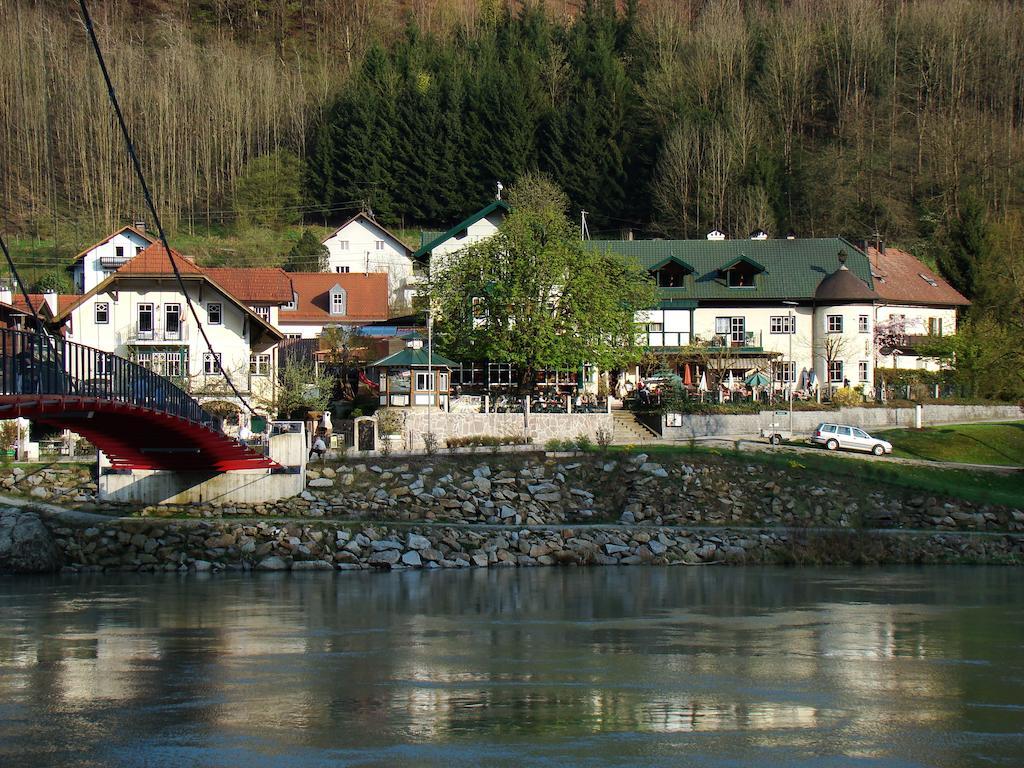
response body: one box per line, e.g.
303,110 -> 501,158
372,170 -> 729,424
612,443 -> 1024,508
873,422 -> 1024,467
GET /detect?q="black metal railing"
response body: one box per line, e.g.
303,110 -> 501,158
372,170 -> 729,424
0,327 -> 216,427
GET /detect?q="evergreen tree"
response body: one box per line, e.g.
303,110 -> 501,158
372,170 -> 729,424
938,191 -> 990,300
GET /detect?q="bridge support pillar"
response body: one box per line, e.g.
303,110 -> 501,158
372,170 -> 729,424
97,422 -> 307,505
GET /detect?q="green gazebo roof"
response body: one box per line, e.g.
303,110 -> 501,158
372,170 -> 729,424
371,348 -> 459,368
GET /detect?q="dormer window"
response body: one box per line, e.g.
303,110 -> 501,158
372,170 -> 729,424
649,256 -> 695,288
283,292 -> 297,311
706,230 -> 726,241
329,285 -> 347,316
718,255 -> 765,288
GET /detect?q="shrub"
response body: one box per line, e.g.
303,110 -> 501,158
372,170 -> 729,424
595,426 -> 613,450
444,434 -> 532,449
574,434 -> 594,451
422,431 -> 439,455
830,387 -> 861,407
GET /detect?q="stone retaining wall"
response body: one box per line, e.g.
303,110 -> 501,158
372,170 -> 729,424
661,403 -> 1023,439
39,515 -> 1024,571
401,411 -> 612,450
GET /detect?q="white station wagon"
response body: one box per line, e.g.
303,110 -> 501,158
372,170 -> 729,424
811,423 -> 893,456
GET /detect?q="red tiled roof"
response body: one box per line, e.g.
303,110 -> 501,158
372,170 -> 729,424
10,293 -> 78,318
280,272 -> 390,324
116,243 -> 204,275
205,267 -> 294,304
866,246 -> 970,306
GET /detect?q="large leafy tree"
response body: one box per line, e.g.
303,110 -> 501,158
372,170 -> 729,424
429,174 -> 656,391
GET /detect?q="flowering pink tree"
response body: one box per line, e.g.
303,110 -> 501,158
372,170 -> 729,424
874,315 -> 923,356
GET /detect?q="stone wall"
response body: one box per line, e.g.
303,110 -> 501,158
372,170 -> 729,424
40,515 -> 1024,572
661,403 -> 1024,439
400,411 -> 613,450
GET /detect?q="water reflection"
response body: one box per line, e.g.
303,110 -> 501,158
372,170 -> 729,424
1,567 -> 1022,767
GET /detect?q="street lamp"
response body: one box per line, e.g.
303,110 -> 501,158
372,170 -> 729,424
783,301 -> 799,439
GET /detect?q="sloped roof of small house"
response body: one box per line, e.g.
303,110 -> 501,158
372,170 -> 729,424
322,212 -> 413,255
70,225 -> 155,264
371,347 -> 458,368
204,267 -> 294,304
413,200 -> 510,261
279,272 -> 390,325
866,246 -> 970,306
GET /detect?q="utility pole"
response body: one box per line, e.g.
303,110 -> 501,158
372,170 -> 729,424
426,308 -> 433,443
783,300 -> 798,439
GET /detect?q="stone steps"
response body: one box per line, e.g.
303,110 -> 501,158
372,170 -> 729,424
612,411 -> 660,444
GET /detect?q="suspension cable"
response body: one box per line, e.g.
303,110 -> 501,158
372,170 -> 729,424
0,233 -> 48,336
77,0 -> 257,418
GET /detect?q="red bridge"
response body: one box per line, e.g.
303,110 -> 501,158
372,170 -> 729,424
0,328 -> 277,472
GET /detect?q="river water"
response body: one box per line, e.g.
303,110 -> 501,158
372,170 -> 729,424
1,567 -> 1022,767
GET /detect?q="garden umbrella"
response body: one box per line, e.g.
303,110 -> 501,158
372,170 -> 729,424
683,364 -> 692,386
727,371 -> 735,390
744,371 -> 770,387
697,371 -> 708,392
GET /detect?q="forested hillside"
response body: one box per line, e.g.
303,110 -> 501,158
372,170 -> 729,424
1,2 -> 1022,283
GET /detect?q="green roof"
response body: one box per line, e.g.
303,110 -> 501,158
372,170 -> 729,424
371,348 -> 459,368
585,238 -> 872,302
413,200 -> 510,261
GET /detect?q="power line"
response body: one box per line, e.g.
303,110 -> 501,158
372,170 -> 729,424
78,0 -> 257,419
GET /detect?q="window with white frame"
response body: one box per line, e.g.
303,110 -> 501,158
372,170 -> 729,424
285,333 -> 301,339
165,351 -> 184,378
115,246 -> 124,260
337,240 -> 349,250
335,266 -> 350,273
207,302 -> 222,325
775,361 -> 795,382
203,352 -> 222,375
858,361 -> 869,381
770,315 -> 795,334
829,360 -> 844,382
858,315 -> 869,333
415,371 -> 436,391
94,302 -> 109,324
928,317 -> 942,335
252,305 -> 271,321
375,240 -> 385,251
137,303 -> 154,337
714,317 -> 731,335
646,322 -> 664,333
827,314 -> 843,333
330,288 -> 347,315
730,317 -> 746,344
250,354 -> 271,375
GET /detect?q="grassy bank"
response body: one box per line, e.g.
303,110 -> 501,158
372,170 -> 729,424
614,443 -> 1024,509
873,422 -> 1024,467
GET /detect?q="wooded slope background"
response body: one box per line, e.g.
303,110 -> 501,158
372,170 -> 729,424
1,1 -> 1022,270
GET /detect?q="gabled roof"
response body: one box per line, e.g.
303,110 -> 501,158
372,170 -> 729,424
866,246 -> 970,306
586,238 -> 873,302
322,212 -> 413,256
648,254 -> 696,273
10,293 -> 78,318
371,347 -> 458,368
279,272 -> 390,325
71,225 -> 155,264
717,254 -> 766,273
413,200 -> 510,261
116,243 -> 204,275
53,247 -> 282,339
204,268 -> 293,304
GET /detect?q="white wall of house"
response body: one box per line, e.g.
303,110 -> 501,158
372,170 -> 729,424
429,209 -> 506,271
276,322 -> 359,340
71,230 -> 152,293
64,280 -> 277,409
811,303 -> 875,389
874,303 -> 958,371
323,218 -> 415,307
636,308 -> 693,348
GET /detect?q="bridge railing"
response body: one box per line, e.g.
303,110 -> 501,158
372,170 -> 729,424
0,327 -> 216,427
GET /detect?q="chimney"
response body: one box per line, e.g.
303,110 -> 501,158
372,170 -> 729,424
133,220 -> 146,233
0,284 -> 11,305
43,290 -> 58,316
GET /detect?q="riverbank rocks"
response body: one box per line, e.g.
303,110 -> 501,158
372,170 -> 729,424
40,515 -> 1024,572
0,508 -> 61,573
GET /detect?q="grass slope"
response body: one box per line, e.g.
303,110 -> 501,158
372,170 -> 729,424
874,422 -> 1024,467
618,443 -> 1024,509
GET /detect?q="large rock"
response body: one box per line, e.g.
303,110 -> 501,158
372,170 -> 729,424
256,555 -> 289,571
0,508 -> 61,573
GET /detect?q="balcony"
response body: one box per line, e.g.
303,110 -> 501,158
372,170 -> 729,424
708,330 -> 763,352
122,322 -> 190,344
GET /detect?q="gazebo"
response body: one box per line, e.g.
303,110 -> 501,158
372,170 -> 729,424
371,334 -> 458,408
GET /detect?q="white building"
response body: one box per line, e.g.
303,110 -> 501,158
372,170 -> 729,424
321,213 -> 417,309
413,199 -> 509,271
54,244 -> 284,427
68,225 -> 155,293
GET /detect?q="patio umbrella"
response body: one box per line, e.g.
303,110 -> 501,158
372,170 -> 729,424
683,363 -> 692,386
727,371 -> 735,389
697,371 -> 708,392
744,371 -> 770,387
